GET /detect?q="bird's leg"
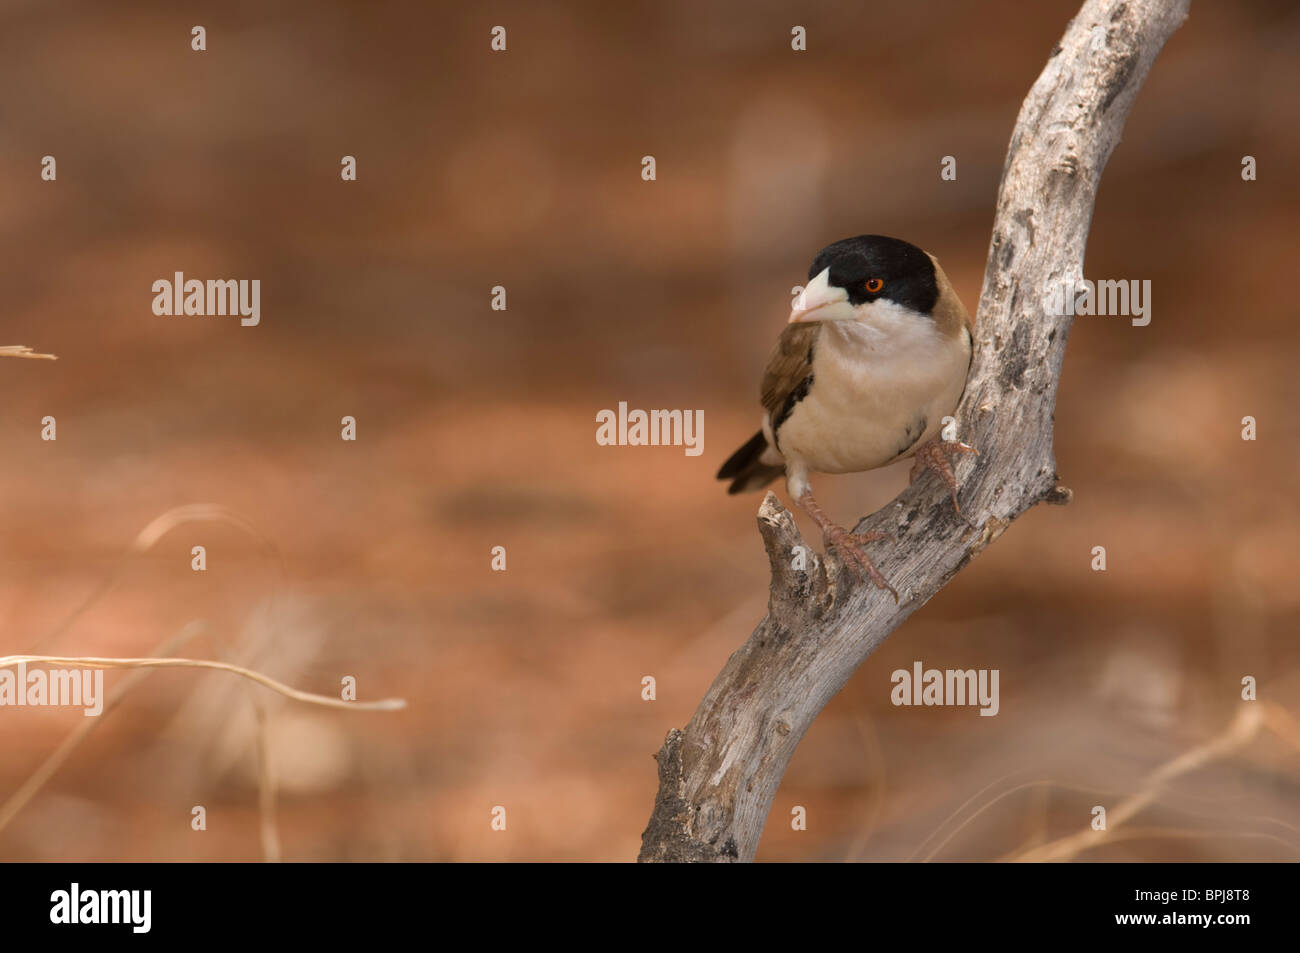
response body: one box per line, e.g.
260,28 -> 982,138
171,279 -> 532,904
910,438 -> 978,513
796,489 -> 898,601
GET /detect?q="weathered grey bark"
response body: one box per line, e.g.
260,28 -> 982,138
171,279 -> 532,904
639,0 -> 1190,863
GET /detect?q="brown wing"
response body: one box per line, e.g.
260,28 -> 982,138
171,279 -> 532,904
926,253 -> 973,338
760,322 -> 820,423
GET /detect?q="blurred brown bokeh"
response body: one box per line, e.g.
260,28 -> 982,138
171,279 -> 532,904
1,0 -> 1297,862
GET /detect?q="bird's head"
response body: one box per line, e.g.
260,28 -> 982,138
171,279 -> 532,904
789,235 -> 943,327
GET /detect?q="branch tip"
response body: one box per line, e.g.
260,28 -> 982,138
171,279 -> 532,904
1044,484 -> 1074,505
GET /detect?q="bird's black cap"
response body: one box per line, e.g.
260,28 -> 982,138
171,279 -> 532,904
809,235 -> 939,313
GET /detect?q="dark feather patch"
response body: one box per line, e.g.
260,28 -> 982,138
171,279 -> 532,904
717,430 -> 767,480
717,430 -> 784,495
891,413 -> 927,459
809,235 -> 938,314
772,374 -> 813,447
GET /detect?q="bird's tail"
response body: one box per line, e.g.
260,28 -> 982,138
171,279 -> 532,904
716,430 -> 785,495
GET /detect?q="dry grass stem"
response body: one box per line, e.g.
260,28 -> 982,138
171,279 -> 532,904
0,621 -> 210,835
0,345 -> 57,360
1,655 -> 407,711
1006,704 -> 1271,862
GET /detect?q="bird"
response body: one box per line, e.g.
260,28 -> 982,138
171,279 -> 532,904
717,234 -> 975,600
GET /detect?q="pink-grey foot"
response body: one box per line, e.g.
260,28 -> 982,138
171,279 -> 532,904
909,438 -> 978,513
796,490 -> 898,601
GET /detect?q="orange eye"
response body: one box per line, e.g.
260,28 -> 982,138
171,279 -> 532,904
864,278 -> 884,293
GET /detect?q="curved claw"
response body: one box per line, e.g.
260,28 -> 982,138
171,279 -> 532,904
910,438 -> 978,515
796,489 -> 900,601
826,526 -> 899,602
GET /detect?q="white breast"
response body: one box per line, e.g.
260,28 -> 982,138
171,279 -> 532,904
772,303 -> 970,478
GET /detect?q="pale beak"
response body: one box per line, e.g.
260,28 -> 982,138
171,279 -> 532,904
789,267 -> 852,323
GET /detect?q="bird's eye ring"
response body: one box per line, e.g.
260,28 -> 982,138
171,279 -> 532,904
864,278 -> 884,293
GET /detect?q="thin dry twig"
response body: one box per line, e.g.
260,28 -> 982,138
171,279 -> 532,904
25,503 -> 280,656
1007,704 -> 1267,862
249,694 -> 282,862
1,655 -> 407,712
2,504 -> 376,860
1,651 -> 403,855
0,621 -> 210,836
0,346 -> 57,360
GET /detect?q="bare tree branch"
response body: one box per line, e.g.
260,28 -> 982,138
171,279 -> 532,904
639,0 -> 1191,863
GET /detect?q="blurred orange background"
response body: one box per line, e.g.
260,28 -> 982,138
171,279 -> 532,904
1,0 -> 1297,861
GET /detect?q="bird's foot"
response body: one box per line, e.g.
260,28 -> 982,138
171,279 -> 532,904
796,490 -> 898,601
824,524 -> 898,601
909,438 -> 978,513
